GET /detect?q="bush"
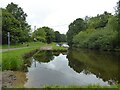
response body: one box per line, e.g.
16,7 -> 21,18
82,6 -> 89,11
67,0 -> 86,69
73,28 -> 117,50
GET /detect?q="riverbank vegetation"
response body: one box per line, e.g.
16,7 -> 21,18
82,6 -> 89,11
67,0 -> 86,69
67,1 -> 120,51
2,42 -> 67,71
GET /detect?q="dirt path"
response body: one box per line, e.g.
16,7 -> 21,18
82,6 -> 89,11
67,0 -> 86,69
40,46 -> 52,51
2,71 -> 27,88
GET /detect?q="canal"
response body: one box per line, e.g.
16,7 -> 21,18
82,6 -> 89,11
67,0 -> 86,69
22,48 -> 120,88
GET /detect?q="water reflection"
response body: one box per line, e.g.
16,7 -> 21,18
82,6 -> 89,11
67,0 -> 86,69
24,49 -> 120,88
67,48 -> 120,85
33,51 -> 54,63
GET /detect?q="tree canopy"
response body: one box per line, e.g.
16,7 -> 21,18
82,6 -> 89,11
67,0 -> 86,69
43,27 -> 55,44
2,2 -> 31,44
54,31 -> 67,43
68,10 -> 119,50
67,18 -> 86,45
32,27 -> 46,42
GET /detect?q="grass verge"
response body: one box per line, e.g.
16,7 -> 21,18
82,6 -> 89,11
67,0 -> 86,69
2,42 -> 45,71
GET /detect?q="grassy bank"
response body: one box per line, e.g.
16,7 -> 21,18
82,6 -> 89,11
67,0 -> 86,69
44,84 -> 120,88
2,84 -> 120,89
2,42 -> 45,71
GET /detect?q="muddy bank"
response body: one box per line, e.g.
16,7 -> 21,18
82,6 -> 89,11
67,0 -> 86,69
2,71 -> 27,88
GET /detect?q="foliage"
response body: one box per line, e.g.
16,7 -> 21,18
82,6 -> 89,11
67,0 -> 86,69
6,2 -> 27,22
2,2 -> 31,45
2,8 -> 20,44
87,12 -> 112,29
54,31 -> 67,42
42,26 -> 55,44
60,34 -> 67,42
71,11 -> 119,50
73,28 -> 117,50
54,31 -> 61,42
73,29 -> 95,48
116,0 -> 120,48
67,18 -> 86,45
32,27 -> 46,42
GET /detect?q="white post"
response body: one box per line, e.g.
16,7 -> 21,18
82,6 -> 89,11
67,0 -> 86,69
34,26 -> 36,41
8,32 -> 10,49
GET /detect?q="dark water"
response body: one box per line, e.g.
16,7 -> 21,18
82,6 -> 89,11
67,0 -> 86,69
24,49 -> 120,88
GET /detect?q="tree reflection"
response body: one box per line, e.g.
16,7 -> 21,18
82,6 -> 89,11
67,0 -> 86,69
67,48 -> 120,84
33,51 -> 54,63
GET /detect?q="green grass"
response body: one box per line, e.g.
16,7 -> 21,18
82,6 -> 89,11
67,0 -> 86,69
2,84 -> 120,89
44,84 -> 120,88
2,42 -> 45,71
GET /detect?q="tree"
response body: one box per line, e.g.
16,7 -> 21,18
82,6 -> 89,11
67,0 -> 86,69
67,18 -> 86,45
116,0 -> 120,48
54,31 -> 61,43
42,27 -> 55,44
54,31 -> 67,43
6,2 -> 27,23
87,12 -> 112,29
2,8 -> 21,44
60,34 -> 67,42
5,2 -> 31,43
32,27 -> 46,42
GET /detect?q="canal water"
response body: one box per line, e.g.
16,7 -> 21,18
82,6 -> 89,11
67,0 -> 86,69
23,49 -> 119,88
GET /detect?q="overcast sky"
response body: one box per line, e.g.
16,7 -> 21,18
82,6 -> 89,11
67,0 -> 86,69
1,0 -> 118,34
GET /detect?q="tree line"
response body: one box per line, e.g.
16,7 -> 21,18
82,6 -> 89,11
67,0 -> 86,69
2,2 -> 66,45
32,26 -> 67,44
67,0 -> 120,51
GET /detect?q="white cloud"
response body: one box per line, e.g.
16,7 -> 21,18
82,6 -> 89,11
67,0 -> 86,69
1,0 -> 118,34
